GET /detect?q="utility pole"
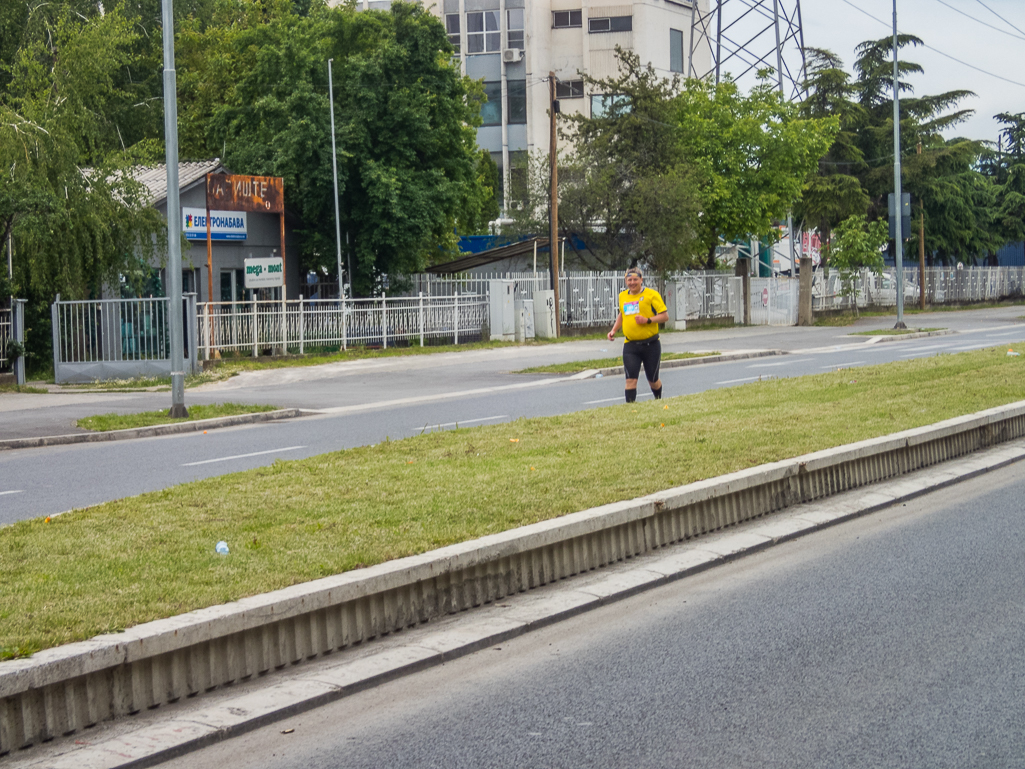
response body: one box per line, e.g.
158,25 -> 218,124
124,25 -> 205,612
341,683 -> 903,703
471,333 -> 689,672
917,142 -> 925,310
328,59 -> 344,300
891,0 -> 906,329
161,0 -> 188,417
549,72 -> 561,337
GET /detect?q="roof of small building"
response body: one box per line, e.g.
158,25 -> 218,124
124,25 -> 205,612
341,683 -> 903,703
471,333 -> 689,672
131,160 -> 226,206
426,237 -> 552,274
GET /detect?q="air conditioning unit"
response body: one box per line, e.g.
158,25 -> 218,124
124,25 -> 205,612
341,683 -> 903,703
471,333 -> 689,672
502,48 -> 523,63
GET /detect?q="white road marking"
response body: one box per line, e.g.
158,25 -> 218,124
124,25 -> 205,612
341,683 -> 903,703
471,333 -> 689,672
899,352 -> 936,358
414,415 -> 509,430
585,394 -> 654,404
821,361 -> 866,368
716,376 -> 772,384
0,490 -> 25,496
182,446 -> 306,466
747,358 -> 812,368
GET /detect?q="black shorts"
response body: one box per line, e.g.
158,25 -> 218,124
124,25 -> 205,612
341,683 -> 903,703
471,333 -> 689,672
623,336 -> 661,382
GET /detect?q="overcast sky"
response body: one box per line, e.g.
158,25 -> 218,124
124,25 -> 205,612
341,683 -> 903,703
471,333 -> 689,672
722,0 -> 1025,144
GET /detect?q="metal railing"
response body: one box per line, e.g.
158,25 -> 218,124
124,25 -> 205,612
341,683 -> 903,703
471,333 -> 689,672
812,267 -> 1025,312
53,297 -> 171,364
0,307 -> 11,371
51,295 -> 198,384
197,294 -> 489,359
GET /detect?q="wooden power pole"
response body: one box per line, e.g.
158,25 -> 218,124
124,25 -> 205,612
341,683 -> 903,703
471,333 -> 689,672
549,72 -> 561,337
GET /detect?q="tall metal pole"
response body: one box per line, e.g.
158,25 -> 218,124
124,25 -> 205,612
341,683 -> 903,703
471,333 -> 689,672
891,0 -> 906,328
161,0 -> 188,416
328,59 -> 344,300
549,72 -> 561,337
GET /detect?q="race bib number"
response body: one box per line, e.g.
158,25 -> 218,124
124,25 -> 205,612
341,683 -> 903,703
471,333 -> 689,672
623,301 -> 640,316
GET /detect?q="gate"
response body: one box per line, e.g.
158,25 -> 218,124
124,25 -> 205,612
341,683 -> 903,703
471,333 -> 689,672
51,295 -> 198,384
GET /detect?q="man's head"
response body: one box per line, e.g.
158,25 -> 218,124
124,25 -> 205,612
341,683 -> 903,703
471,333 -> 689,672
625,267 -> 644,292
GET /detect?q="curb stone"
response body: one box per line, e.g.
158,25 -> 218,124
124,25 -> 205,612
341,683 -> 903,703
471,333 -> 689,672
12,436 -> 1025,769
0,409 -> 306,452
572,349 -> 787,379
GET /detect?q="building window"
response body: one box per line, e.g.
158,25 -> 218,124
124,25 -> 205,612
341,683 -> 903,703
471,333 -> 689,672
481,81 -> 503,125
446,14 -> 461,54
467,11 -> 501,54
591,93 -> 630,118
507,8 -> 524,49
507,80 -> 527,124
553,10 -> 582,28
588,15 -> 632,33
556,79 -> 584,99
670,28 -> 684,73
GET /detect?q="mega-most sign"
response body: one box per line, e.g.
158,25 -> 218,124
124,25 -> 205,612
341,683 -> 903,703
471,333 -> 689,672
244,256 -> 284,288
183,208 -> 247,240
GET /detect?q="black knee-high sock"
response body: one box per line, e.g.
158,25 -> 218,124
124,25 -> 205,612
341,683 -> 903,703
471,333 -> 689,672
651,385 -> 662,400
625,388 -> 637,403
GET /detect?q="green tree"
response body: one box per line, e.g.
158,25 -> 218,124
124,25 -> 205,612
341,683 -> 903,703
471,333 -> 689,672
674,72 -> 838,268
829,213 -> 886,314
796,48 -> 870,264
1,5 -> 165,369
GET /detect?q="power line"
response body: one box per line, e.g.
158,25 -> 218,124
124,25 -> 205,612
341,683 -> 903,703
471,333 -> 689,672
972,0 -> 1025,37
836,0 -> 1025,89
932,0 -> 1025,41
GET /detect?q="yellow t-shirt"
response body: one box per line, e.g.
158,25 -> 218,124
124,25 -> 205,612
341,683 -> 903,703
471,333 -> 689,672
619,287 -> 667,341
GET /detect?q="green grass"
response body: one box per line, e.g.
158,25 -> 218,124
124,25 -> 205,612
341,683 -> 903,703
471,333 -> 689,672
850,328 -> 943,336
76,403 -> 281,432
0,384 -> 48,394
516,351 -> 717,374
3,346 -> 1025,659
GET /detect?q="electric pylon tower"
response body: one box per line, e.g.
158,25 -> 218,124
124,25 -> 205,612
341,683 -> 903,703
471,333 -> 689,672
690,0 -> 807,101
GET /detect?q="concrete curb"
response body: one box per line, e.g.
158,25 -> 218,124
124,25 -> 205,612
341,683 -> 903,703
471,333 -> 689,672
0,409 -> 306,451
5,399 -> 1025,758
574,348 -> 787,379
14,436 -> 1025,769
859,329 -> 956,343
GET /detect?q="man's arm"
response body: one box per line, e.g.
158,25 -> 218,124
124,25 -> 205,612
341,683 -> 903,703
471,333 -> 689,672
607,313 -> 623,341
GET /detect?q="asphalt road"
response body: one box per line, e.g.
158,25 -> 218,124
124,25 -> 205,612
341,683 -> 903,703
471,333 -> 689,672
2,309 -> 1025,524
162,459 -> 1025,769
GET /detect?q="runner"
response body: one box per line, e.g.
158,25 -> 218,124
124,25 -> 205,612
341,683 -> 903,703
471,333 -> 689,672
607,266 -> 669,403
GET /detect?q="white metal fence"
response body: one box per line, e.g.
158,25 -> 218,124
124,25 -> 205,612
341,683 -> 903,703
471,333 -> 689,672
0,307 -> 10,371
197,294 -> 489,359
51,295 -> 198,383
812,267 -> 1025,312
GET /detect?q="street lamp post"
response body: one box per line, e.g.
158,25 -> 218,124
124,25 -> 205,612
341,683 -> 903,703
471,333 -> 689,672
161,0 -> 188,416
892,0 -> 907,329
328,59 -> 345,300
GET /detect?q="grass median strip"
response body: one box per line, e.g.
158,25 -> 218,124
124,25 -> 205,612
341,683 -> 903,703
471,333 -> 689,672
3,347 -> 1025,659
516,351 -> 717,374
76,403 -> 281,432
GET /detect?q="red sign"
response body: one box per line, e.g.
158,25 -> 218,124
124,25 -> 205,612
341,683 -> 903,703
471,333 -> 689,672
206,174 -> 284,213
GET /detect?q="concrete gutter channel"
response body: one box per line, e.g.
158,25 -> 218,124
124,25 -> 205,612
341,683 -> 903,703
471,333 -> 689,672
5,398 -> 1025,767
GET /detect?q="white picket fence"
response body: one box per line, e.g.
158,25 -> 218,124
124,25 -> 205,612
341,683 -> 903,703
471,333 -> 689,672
197,294 -> 489,359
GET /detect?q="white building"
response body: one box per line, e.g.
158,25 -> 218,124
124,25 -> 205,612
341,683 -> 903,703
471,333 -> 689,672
427,0 -> 712,208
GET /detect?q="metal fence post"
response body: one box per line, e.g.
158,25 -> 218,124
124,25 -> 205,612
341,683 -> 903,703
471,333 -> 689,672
382,293 -> 387,349
51,295 -> 62,384
14,298 -> 26,385
252,301 -> 259,358
299,296 -> 305,355
184,293 -> 198,374
419,292 -> 424,347
341,297 -> 347,351
454,291 -> 459,345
